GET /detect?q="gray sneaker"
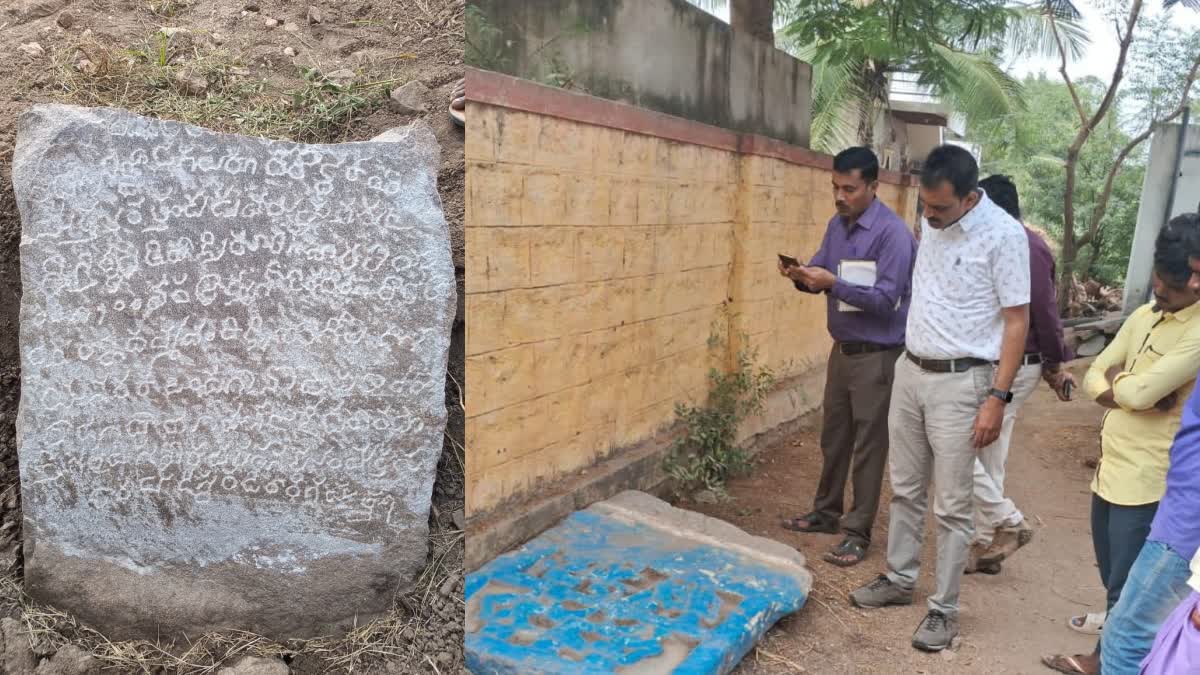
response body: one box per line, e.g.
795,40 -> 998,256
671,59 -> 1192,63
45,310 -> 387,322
849,574 -> 914,608
912,610 -> 958,652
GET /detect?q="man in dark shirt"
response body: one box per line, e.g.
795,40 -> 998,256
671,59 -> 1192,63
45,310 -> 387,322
777,147 -> 917,567
969,175 -> 1075,574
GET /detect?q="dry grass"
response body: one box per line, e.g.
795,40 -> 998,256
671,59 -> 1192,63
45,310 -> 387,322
48,30 -> 401,143
0,523 -> 463,673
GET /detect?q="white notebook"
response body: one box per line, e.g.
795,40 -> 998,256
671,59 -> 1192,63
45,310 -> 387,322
837,260 -> 876,312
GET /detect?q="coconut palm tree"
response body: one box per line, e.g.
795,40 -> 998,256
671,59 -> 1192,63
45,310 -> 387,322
688,0 -> 1090,154
780,0 -> 1091,152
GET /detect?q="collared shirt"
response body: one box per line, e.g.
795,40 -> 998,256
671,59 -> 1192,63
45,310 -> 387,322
1024,227 -> 1074,366
1149,382 -> 1200,564
905,190 -> 1031,361
799,199 -> 917,346
1083,301 -> 1200,505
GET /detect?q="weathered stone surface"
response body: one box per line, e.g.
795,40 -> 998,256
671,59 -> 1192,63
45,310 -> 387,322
466,491 -> 812,674
1,618 -> 37,675
389,81 -> 430,115
4,0 -> 70,25
12,105 -> 455,640
35,645 -> 102,675
216,656 -> 289,675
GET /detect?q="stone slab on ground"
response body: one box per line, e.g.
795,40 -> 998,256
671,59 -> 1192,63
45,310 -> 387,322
12,104 -> 455,640
465,491 -> 812,674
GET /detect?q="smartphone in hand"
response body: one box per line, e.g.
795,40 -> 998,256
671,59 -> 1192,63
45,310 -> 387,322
778,253 -> 801,269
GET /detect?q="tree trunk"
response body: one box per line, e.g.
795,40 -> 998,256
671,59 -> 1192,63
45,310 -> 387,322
1057,152 -> 1080,312
1050,0 -> 1142,312
855,64 -> 889,150
857,97 -> 875,149
731,0 -> 775,43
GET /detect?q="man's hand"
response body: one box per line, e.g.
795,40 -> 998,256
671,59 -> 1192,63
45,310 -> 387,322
1191,604 -> 1200,631
1155,391 -> 1179,412
1044,369 -> 1076,402
777,260 -> 804,282
1105,364 -> 1123,385
972,396 -> 1005,448
797,266 -> 837,292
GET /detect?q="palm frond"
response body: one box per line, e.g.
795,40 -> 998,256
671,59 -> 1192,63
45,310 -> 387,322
925,43 -> 1026,121
1006,5 -> 1090,61
807,56 -> 869,153
1163,0 -> 1200,8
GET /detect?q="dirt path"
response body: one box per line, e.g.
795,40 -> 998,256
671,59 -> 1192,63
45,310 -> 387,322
688,362 -> 1107,674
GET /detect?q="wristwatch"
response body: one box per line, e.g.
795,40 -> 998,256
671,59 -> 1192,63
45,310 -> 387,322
990,388 -> 1014,404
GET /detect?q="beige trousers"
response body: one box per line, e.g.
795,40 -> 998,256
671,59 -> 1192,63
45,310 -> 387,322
972,362 -> 1042,546
885,355 -> 993,617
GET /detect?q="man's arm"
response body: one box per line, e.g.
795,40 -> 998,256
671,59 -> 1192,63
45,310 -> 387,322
1109,331 -> 1200,411
823,225 -> 914,317
1083,316 -> 1135,405
973,305 -> 1029,447
1028,240 -> 1073,367
784,223 -> 832,294
974,225 -> 1032,448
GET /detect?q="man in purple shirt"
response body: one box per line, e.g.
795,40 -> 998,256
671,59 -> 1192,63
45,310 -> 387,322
777,146 -> 917,567
967,176 -> 1076,575
1097,213 -> 1200,674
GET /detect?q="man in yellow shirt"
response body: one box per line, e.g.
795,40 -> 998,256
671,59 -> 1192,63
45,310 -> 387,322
1044,213 -> 1200,675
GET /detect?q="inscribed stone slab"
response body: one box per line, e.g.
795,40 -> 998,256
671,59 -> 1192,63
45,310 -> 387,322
12,104 -> 455,639
466,491 -> 812,674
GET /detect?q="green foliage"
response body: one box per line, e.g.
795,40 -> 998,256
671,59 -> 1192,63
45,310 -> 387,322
466,4 -> 591,90
969,74 -> 1146,285
465,5 -> 509,71
775,0 -> 1051,152
663,331 -> 775,499
53,34 -> 393,143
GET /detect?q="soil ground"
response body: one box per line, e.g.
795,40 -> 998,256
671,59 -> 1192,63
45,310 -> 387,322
0,0 -> 464,672
688,361 -> 1108,674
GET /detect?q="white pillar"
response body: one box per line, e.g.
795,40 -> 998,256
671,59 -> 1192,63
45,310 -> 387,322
1123,121 -> 1200,312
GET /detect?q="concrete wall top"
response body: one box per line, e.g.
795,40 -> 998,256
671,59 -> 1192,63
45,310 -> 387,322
468,0 -> 813,148
466,68 -> 918,187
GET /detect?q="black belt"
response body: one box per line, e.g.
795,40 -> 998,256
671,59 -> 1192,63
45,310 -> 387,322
905,351 -> 995,373
839,342 -> 901,355
1022,353 -> 1043,366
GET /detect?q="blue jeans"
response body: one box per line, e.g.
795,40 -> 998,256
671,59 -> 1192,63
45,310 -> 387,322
1089,494 -> 1159,655
1099,540 -> 1193,675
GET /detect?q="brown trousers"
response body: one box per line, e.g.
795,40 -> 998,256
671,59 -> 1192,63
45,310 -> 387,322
812,344 -> 901,542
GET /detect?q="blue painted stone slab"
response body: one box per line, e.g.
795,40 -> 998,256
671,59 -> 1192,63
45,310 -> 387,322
466,491 -> 813,674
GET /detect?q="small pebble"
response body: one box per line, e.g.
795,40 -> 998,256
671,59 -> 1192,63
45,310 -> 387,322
18,42 -> 45,57
283,46 -> 298,57
307,6 -> 324,23
243,2 -> 260,10
56,12 -> 74,28
283,21 -> 300,33
264,18 -> 280,28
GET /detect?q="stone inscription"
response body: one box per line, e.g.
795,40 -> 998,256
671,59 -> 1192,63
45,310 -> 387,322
13,104 -> 455,568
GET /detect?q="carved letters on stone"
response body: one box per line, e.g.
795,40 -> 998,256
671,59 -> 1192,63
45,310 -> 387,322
12,105 -> 455,639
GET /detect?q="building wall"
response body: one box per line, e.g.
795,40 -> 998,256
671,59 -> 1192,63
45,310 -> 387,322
465,69 -> 918,518
467,0 -> 812,147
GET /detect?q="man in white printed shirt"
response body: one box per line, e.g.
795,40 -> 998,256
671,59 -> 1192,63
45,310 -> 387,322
849,145 -> 1031,652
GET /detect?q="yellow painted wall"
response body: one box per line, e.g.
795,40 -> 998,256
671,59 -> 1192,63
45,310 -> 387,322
466,103 -> 917,516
